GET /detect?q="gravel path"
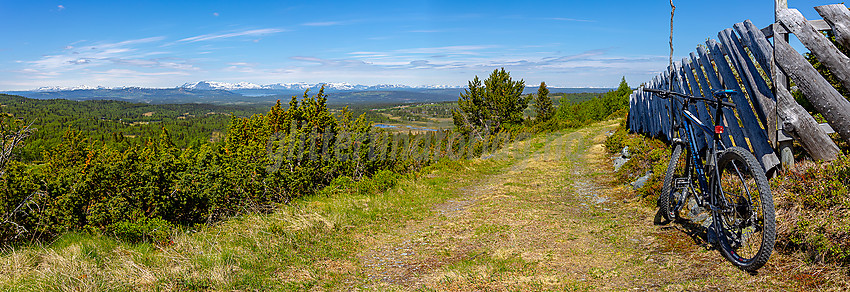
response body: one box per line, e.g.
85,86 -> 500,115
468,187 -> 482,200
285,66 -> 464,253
353,121 -> 817,291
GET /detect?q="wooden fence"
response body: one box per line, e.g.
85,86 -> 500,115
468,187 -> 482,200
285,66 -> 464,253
627,2 -> 850,174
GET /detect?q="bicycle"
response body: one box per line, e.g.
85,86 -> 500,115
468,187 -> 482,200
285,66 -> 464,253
643,87 -> 775,272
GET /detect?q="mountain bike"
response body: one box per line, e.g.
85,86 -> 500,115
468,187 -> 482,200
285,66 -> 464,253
643,87 -> 775,272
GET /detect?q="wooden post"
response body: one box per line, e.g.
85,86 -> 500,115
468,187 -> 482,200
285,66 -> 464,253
775,0 -> 794,169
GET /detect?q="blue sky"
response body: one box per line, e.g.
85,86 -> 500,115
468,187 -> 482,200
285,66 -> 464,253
0,0 -> 838,90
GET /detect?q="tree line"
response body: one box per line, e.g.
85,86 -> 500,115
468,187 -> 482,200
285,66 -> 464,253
0,71 -> 632,245
452,68 -> 631,135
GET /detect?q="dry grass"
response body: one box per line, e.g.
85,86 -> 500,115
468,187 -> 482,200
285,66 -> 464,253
2,119 -> 846,291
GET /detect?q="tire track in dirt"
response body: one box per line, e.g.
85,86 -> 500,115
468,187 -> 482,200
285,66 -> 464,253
353,121 -> 818,291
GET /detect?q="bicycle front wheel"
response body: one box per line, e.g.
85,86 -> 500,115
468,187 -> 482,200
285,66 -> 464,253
714,147 -> 775,271
660,143 -> 688,222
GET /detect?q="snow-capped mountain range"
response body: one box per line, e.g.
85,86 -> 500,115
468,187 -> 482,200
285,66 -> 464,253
34,85 -> 110,92
5,82 -> 613,106
31,81 -> 463,92
179,81 -> 462,91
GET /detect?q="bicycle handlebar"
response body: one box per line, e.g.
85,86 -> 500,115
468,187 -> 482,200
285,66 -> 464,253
642,88 -> 736,109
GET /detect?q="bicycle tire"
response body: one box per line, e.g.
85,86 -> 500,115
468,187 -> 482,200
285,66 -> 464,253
713,146 -> 775,271
660,143 -> 687,223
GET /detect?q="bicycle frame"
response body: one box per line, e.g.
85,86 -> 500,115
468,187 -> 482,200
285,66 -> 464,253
669,96 -> 730,216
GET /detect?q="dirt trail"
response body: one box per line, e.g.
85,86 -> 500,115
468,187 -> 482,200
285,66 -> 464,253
353,122 -> 814,291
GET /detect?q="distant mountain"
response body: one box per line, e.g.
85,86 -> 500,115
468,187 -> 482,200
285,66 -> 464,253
3,81 -> 613,105
179,81 -> 460,92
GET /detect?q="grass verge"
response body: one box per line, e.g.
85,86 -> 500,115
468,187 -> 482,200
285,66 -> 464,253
0,152 -> 512,290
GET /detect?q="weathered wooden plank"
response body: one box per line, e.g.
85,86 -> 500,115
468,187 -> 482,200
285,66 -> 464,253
661,71 -> 673,141
636,88 -> 645,133
815,4 -> 850,49
735,20 -> 773,76
635,88 -> 649,133
690,52 -> 731,148
777,122 -> 836,141
651,77 -> 661,137
656,73 -> 666,139
778,8 -> 850,94
736,20 -> 781,146
671,63 -> 688,142
643,87 -> 651,134
652,88 -> 661,136
774,80 -> 840,161
649,76 -> 661,137
719,28 -> 777,145
635,87 -> 643,134
628,93 -> 633,131
627,91 -> 634,132
761,19 -> 831,38
707,39 -> 780,172
740,19 -> 840,161
670,62 -> 696,147
775,34 -> 850,146
643,80 -> 653,135
696,45 -> 747,148
681,58 -> 710,150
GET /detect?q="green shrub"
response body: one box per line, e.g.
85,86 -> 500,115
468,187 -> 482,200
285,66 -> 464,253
110,217 -> 174,244
774,155 -> 850,265
782,155 -> 850,210
0,87 -> 440,246
370,170 -> 399,192
605,125 -> 670,203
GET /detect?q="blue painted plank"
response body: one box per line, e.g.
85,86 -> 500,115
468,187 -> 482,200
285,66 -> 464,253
719,28 -> 771,131
690,52 -> 733,148
708,38 -> 780,171
681,59 -> 709,151
696,45 -> 747,149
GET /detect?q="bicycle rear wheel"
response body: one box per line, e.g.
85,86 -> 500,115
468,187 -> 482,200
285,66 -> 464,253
713,147 -> 775,271
660,143 -> 688,222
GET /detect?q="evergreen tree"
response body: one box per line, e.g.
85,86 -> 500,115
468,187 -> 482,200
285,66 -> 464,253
452,76 -> 490,135
453,68 -> 527,134
484,68 -> 527,127
534,81 -> 554,123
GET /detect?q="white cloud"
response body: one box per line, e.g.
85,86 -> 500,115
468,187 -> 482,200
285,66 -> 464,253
178,28 -> 285,43
396,45 -> 498,55
28,36 -> 166,72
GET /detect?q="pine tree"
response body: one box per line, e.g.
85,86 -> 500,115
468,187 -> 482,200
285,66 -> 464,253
452,76 -> 490,135
484,68 -> 526,128
534,81 -> 554,123
453,68 -> 527,135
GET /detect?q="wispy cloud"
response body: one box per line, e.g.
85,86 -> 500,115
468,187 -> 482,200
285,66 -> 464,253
301,21 -> 343,27
178,28 -> 285,43
30,37 -> 166,71
549,17 -> 596,22
300,19 -> 361,27
396,45 -> 499,55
